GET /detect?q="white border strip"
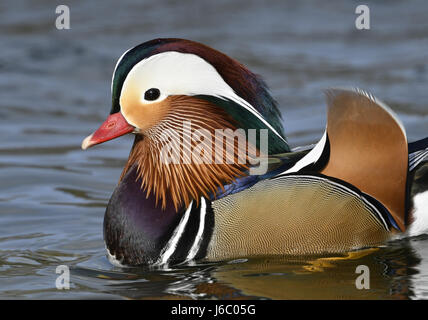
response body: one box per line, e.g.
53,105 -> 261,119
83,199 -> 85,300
280,130 -> 327,175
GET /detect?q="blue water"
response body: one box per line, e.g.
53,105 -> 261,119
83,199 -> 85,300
0,0 -> 428,299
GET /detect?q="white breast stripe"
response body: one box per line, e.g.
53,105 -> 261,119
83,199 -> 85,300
185,197 -> 207,262
156,201 -> 193,266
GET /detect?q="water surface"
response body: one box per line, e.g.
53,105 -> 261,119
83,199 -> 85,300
1,0 -> 428,299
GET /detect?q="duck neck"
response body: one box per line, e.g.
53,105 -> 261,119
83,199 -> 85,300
119,115 -> 254,211
104,164 -> 214,265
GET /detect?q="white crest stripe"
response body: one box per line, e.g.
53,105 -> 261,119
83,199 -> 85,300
118,51 -> 287,144
225,94 -> 287,144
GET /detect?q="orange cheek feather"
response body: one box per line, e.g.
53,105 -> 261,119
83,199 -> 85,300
120,87 -> 170,132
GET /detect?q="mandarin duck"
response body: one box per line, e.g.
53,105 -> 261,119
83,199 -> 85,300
81,38 -> 428,266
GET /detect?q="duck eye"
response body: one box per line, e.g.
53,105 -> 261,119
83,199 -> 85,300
144,88 -> 160,101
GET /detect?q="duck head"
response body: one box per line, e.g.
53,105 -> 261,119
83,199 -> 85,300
82,38 -> 289,211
